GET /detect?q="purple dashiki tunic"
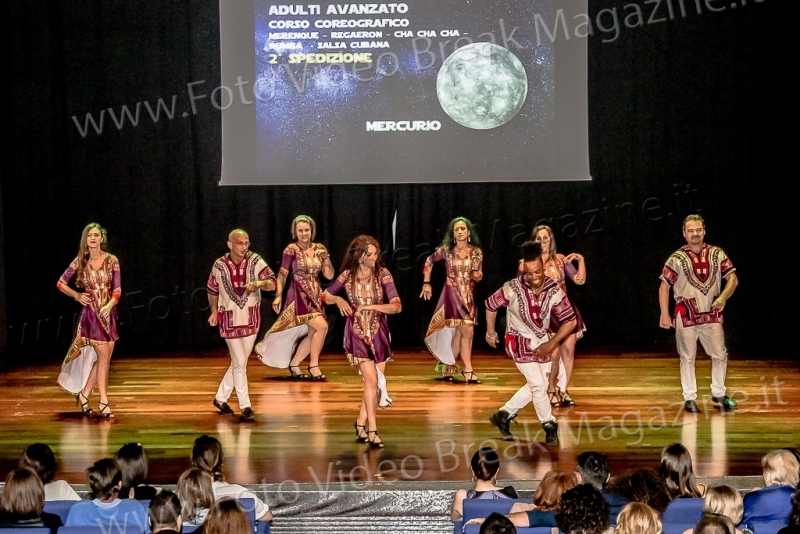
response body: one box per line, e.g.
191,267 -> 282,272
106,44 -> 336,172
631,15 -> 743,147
422,246 -> 482,371
326,268 -> 400,365
255,242 -> 329,368
57,254 -> 121,395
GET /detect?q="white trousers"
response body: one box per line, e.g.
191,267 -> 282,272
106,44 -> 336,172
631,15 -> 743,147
501,361 -> 555,424
676,322 -> 727,400
216,334 -> 256,409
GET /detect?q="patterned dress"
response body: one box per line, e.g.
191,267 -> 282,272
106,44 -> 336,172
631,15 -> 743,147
422,246 -> 482,373
326,268 -> 400,365
256,242 -> 329,368
57,254 -> 121,395
519,254 -> 586,338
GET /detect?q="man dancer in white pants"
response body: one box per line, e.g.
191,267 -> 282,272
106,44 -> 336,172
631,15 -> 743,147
659,214 -> 738,413
208,229 -> 276,420
486,241 -> 577,446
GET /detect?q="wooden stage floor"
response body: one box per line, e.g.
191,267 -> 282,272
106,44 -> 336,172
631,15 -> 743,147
1,349 -> 797,487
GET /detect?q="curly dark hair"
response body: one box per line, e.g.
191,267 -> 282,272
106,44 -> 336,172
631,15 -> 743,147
440,217 -> 481,249
606,468 -> 671,514
555,484 -> 610,534
339,235 -> 383,287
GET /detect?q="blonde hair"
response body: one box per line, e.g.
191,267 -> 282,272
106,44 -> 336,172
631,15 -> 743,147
762,449 -> 800,487
704,485 -> 743,524
615,502 -> 662,534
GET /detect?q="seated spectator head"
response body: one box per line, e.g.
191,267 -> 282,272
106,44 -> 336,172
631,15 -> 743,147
471,447 -> 501,482
703,485 -> 743,525
615,502 -> 662,534
761,449 -> 800,487
115,442 -> 149,491
0,467 -> 45,520
660,442 -> 702,499
532,470 -> 575,511
18,443 -> 57,485
606,468 -> 671,514
192,434 -> 225,482
788,487 -> 800,527
576,451 -> 611,490
87,458 -> 123,501
148,490 -> 182,533
479,512 -> 516,534
556,484 -> 610,534
177,467 -> 215,524
202,498 -> 250,534
694,514 -> 735,534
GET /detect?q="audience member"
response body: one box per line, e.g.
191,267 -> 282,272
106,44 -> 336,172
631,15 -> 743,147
479,512 -> 516,534
695,514 -> 736,534
116,442 -> 159,500
777,486 -> 800,534
65,458 -> 148,530
18,442 -> 81,501
0,467 -> 63,533
576,451 -> 629,525
148,490 -> 182,534
615,502 -> 662,534
660,442 -> 705,499
197,497 -> 250,534
742,449 -> 798,522
556,484 -> 611,534
693,485 -> 744,534
450,447 -> 518,522
192,434 -> 273,521
606,468 -> 671,514
177,467 -> 215,527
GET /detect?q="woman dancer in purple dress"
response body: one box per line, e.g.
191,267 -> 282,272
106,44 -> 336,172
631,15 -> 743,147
528,225 -> 586,406
323,235 -> 402,448
56,223 -> 121,418
420,217 -> 483,383
256,215 -> 334,380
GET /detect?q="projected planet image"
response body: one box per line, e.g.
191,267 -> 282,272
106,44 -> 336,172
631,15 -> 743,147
436,42 -> 528,130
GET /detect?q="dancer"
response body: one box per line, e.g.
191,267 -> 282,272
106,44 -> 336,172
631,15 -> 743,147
420,217 -> 483,383
256,215 -> 334,380
486,241 -> 576,446
659,214 -> 738,413
57,223 -> 121,418
208,229 -> 276,421
527,225 -> 586,407
323,235 -> 401,448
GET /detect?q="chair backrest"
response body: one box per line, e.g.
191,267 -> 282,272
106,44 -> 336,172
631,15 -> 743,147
461,498 -> 529,525
237,497 -> 257,532
663,523 -> 697,534
58,527 -> 144,534
662,498 -> 704,523
466,526 -> 557,534
42,499 -> 77,524
0,528 -> 52,534
743,520 -> 789,534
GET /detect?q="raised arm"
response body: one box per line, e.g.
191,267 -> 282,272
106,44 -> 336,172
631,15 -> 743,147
563,253 -> 586,284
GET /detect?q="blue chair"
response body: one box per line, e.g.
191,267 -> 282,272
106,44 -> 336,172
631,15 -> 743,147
0,528 -> 52,534
182,526 -> 198,533
743,521 -> 788,534
663,523 -> 697,534
43,500 -> 77,524
236,497 -> 257,532
58,527 -> 144,534
465,526 -> 556,534
662,498 -> 704,524
456,498 -> 529,534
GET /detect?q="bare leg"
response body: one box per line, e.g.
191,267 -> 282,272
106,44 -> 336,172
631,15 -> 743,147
359,361 -> 381,445
457,324 -> 475,371
94,342 -> 115,413
290,336 -> 311,367
559,334 -> 577,390
81,361 -> 99,400
450,329 -> 462,360
304,316 -> 328,378
547,347 -> 561,394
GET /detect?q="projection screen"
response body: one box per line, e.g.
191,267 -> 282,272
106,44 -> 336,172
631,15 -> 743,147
219,0 -> 589,185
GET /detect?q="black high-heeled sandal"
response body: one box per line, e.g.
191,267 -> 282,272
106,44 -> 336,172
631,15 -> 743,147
354,422 -> 368,443
76,392 -> 93,415
288,366 -> 307,379
461,370 -> 482,384
97,402 -> 115,418
307,365 -> 327,381
367,430 -> 384,449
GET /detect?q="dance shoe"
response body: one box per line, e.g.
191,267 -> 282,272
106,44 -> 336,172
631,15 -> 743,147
684,400 -> 701,413
711,395 -> 737,411
489,410 -> 516,441
241,407 -> 256,421
542,421 -> 559,446
213,399 -> 235,415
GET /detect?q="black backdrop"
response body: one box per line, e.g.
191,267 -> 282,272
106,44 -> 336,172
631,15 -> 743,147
0,0 -> 789,365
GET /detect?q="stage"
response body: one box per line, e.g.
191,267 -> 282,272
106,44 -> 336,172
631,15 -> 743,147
1,349 -> 796,487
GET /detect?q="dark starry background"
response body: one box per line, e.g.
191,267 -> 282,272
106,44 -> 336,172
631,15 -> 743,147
254,0 -> 554,183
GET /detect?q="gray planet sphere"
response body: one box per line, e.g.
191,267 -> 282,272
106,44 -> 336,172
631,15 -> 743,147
436,42 -> 528,130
